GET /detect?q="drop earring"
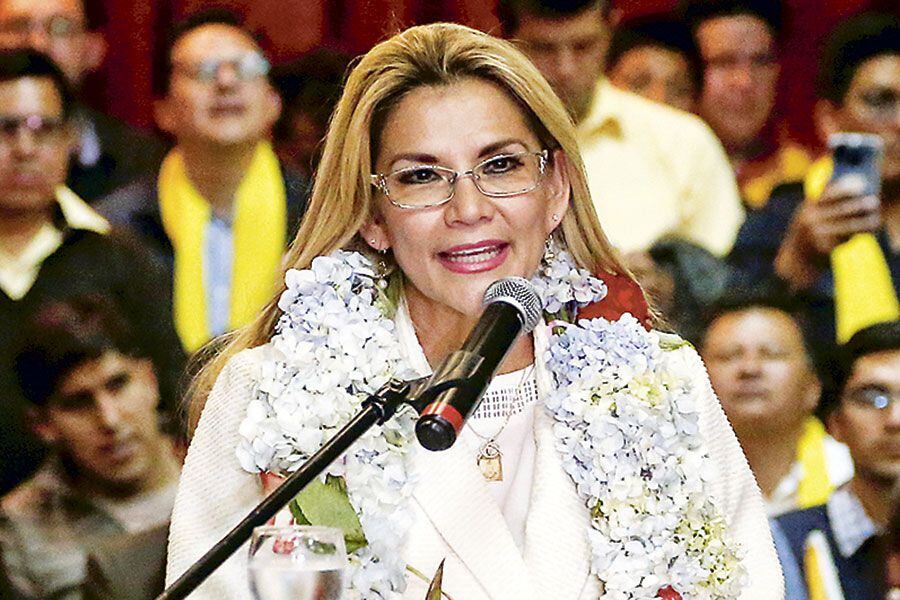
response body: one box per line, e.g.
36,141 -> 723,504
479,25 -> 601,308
543,236 -> 556,265
373,245 -> 390,289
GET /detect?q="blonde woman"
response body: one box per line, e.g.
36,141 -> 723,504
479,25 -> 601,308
167,22 -> 782,600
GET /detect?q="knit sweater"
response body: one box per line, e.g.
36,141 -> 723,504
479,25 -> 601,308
166,309 -> 784,599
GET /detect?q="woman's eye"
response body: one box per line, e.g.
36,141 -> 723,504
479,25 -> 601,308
482,156 -> 523,175
397,168 -> 441,185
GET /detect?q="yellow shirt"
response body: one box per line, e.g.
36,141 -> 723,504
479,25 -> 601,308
0,186 -> 108,300
577,80 -> 744,256
741,143 -> 814,210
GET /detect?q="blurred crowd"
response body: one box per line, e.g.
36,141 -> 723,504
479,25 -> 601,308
0,0 -> 895,598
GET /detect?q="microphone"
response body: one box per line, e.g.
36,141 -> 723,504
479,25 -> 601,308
414,277 -> 542,451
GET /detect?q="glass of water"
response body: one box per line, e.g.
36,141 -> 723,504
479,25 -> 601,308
248,525 -> 347,600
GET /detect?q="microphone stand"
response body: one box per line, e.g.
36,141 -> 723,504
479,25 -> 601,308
156,376 -> 449,600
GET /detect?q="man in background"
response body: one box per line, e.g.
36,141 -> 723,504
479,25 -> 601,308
271,47 -> 351,179
684,0 -> 812,208
0,50 -> 183,495
498,0 -> 744,257
1,296 -> 180,599
729,13 -> 900,360
97,9 -> 309,353
606,13 -> 701,113
777,320 -> 900,599
701,291 -> 853,516
0,0 -> 164,201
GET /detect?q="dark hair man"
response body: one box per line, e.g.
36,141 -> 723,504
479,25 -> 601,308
0,49 -> 184,496
96,9 -> 309,353
271,47 -> 351,179
777,320 -> 900,599
701,291 -> 853,516
0,0 -> 165,201
683,0 -> 813,208
729,13 -> 900,363
606,14 -> 701,113
1,296 -> 180,599
497,0 -> 744,258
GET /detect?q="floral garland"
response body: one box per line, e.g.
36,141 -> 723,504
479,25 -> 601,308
236,251 -> 418,598
236,245 -> 746,599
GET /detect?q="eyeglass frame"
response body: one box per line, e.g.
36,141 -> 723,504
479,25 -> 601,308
369,149 -> 550,210
0,114 -> 67,145
172,51 -> 271,84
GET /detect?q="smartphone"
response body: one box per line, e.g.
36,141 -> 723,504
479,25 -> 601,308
828,132 -> 884,196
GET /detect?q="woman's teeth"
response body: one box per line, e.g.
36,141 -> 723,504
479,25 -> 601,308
443,246 -> 502,263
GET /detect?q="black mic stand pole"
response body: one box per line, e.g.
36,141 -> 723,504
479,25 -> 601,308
156,376 -> 459,600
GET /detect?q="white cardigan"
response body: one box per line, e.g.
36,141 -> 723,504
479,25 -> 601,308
166,319 -> 784,599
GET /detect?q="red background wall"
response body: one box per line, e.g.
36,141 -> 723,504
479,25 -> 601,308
95,0 -> 888,149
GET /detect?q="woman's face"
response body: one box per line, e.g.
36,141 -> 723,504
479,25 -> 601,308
362,77 -> 569,321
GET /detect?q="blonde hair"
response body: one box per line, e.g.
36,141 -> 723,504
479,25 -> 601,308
186,22 -> 629,432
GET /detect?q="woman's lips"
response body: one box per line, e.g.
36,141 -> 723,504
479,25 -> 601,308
438,241 -> 509,273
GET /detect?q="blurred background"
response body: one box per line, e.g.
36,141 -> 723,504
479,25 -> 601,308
99,0 -> 889,149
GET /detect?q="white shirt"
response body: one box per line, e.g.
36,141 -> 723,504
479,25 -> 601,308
459,367 -> 539,552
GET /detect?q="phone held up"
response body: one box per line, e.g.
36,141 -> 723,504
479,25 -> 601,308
829,132 -> 884,197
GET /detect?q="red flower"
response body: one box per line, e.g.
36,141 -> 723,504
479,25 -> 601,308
657,585 -> 682,599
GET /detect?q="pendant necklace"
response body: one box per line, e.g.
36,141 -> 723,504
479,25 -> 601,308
466,365 -> 535,482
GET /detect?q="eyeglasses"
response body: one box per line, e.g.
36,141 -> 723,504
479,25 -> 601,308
705,52 -> 778,75
370,150 -> 549,210
174,52 -> 270,83
0,114 -> 65,144
851,88 -> 899,124
0,15 -> 83,40
845,385 -> 899,410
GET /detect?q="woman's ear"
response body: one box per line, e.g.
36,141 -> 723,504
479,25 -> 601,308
359,218 -> 390,253
544,149 -> 571,233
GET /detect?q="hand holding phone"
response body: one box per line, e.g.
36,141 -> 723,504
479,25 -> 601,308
775,132 -> 884,289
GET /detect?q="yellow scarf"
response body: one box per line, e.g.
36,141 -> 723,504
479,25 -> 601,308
804,530 -> 845,600
804,157 -> 899,343
796,417 -> 837,509
158,142 -> 286,352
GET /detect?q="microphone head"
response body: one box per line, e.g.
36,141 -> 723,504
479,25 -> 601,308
483,277 -> 542,333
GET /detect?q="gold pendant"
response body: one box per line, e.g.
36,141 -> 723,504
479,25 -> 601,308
477,441 -> 503,482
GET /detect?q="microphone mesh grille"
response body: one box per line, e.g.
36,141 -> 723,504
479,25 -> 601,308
483,277 -> 542,333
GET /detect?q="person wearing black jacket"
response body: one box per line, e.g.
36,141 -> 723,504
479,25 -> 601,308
0,50 -> 184,494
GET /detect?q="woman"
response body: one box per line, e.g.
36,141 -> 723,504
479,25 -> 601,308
167,23 -> 782,599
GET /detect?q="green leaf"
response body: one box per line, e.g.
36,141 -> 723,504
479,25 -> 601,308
289,475 -> 368,553
288,499 -> 312,525
425,559 -> 445,600
658,332 -> 693,352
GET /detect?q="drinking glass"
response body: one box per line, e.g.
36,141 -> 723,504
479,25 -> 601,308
248,525 -> 347,600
